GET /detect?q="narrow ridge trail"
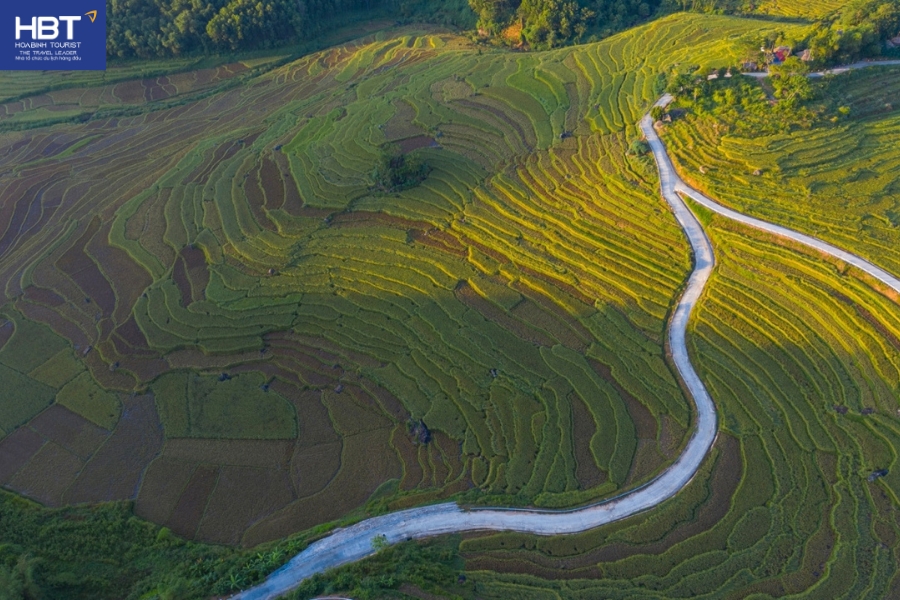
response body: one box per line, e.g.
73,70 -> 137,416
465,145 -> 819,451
232,80 -> 900,599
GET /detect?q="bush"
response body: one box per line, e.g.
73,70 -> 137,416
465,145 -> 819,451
372,150 -> 431,193
629,139 -> 651,155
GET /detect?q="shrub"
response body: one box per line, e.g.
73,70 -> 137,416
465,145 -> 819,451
372,150 -> 431,193
629,139 -> 651,155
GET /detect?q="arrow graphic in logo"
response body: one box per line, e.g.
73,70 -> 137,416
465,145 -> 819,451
84,10 -> 98,23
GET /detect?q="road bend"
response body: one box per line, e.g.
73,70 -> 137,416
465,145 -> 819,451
234,61 -> 900,599
231,96 -> 719,600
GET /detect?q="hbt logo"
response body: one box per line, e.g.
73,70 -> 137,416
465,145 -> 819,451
15,11 -> 97,40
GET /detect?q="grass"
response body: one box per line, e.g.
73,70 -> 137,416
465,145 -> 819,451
152,372 -> 296,439
55,372 -> 121,430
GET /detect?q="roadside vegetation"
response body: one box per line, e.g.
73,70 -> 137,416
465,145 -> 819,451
662,65 -> 900,275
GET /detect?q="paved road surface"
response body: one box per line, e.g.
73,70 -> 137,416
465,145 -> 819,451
743,59 -> 900,78
232,61 -> 900,599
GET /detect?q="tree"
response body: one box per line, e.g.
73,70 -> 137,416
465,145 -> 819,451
768,57 -> 813,105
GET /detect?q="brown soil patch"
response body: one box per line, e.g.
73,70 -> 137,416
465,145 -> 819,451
162,438 -> 293,469
22,286 -> 65,307
272,151 -> 313,216
455,281 -> 552,347
172,253 -> 192,307
392,423 -> 423,490
88,224 -> 152,324
9,442 -> 83,506
397,136 -> 439,153
589,359 -> 661,445
242,427 -> 401,546
359,377 -> 410,422
570,393 -> 606,489
186,141 -> 241,185
511,299 -> 585,351
292,441 -> 342,498
259,155 -> 286,211
134,457 -> 196,525
181,245 -> 209,302
243,163 -> 277,232
197,465 -> 295,545
55,218 -> 117,316
114,315 -> 153,350
28,404 -> 109,460
0,426 -> 45,483
433,430 -> 464,482
165,464 -> 219,539
0,177 -> 57,257
409,228 -> 468,258
143,78 -> 167,102
429,437 -> 451,485
63,394 -> 164,503
15,300 -> 90,354
114,80 -> 144,104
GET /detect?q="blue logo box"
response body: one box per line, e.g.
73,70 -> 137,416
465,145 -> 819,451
2,0 -> 105,70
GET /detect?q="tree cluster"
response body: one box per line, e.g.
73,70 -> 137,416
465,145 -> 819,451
372,150 -> 432,193
470,0 -> 659,48
106,0 -> 384,58
805,0 -> 900,66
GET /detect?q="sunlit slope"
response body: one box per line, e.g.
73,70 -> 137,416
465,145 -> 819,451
750,0 -> 847,19
457,209 -> 900,599
0,14 -> 794,544
664,67 -> 900,275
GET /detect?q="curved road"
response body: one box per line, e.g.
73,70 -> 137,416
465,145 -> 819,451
230,95 -> 719,600
233,66 -> 900,599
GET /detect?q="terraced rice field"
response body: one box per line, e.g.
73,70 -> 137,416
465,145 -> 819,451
454,204 -> 900,597
664,67 -> 900,277
1,13 -> 789,547
748,0 -> 846,19
4,9 -> 900,598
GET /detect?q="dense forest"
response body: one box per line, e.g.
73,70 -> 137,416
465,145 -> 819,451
106,0 -> 660,57
106,0 -> 403,57
804,0 -> 900,64
469,0 -> 659,47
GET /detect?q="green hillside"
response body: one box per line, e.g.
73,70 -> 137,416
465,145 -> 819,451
1,7 -> 899,599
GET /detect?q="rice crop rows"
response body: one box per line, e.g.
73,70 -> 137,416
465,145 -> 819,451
4,16 -> 893,600
663,67 -> 900,277
454,189 -> 900,600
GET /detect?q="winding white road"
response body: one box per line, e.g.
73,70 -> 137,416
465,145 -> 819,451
231,95 -> 718,600
233,64 -> 900,600
743,59 -> 900,78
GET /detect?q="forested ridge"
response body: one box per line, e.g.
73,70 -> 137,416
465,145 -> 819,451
106,0 -> 412,57
106,0 -> 662,57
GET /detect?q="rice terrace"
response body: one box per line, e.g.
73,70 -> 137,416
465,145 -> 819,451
0,1 -> 899,598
